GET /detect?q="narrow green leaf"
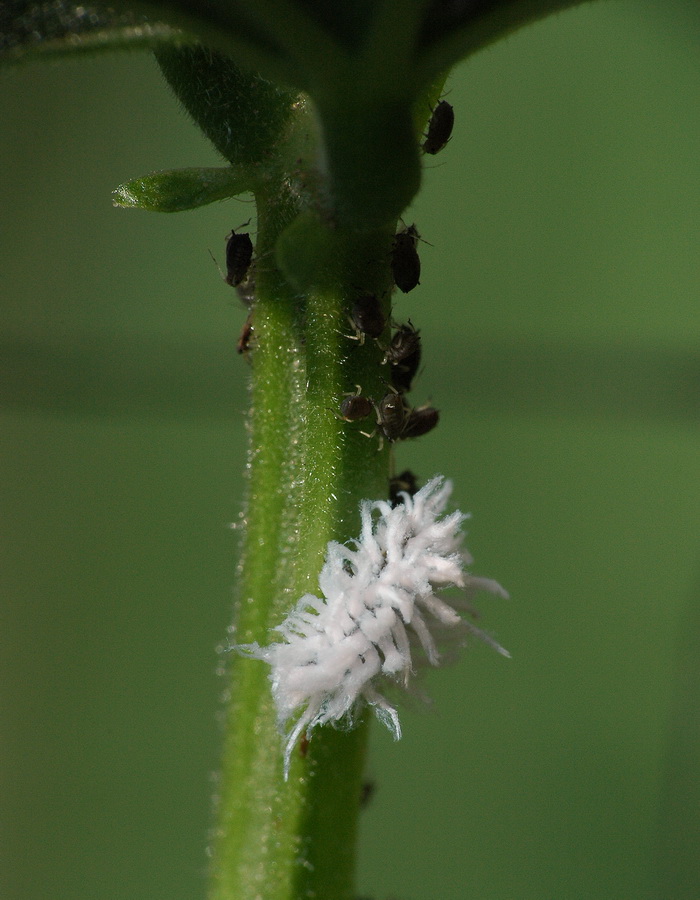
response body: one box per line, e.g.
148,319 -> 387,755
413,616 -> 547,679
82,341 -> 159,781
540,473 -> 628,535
112,166 -> 251,212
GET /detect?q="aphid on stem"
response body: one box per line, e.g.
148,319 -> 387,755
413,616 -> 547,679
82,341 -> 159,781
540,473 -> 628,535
389,469 -> 420,505
209,220 -> 255,293
422,100 -> 455,155
402,404 -> 439,439
383,322 -> 422,393
347,292 -> 386,342
224,221 -> 254,287
391,223 -> 421,293
391,348 -> 421,394
338,386 -> 374,423
374,386 -> 408,443
367,388 -> 438,445
381,321 -> 420,365
236,314 -> 254,358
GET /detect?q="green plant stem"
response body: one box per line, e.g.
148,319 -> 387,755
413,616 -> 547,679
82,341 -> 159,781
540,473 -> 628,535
209,185 -> 393,900
153,35 -> 452,900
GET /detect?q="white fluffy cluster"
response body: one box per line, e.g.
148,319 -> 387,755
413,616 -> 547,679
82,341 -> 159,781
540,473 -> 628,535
242,476 -> 508,777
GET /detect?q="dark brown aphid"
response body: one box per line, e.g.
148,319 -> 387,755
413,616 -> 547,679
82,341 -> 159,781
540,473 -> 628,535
391,224 -> 420,293
376,388 -> 408,443
350,293 -> 386,341
389,469 -> 420,505
299,733 -> 309,758
236,314 -> 254,356
402,405 -> 439,439
391,346 -> 421,393
422,100 -> 455,155
382,322 -> 421,365
225,226 -> 254,287
339,388 -> 373,422
383,322 -> 422,394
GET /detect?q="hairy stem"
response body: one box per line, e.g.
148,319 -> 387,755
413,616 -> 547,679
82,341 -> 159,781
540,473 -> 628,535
209,184 -> 393,900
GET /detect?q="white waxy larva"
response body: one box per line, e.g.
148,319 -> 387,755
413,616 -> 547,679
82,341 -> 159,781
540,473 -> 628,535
238,476 -> 509,778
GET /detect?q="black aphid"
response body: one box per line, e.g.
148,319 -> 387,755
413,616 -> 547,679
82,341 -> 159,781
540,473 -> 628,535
225,226 -> 254,287
382,322 -> 421,365
422,100 -> 454,155
391,346 -> 421,393
402,405 -> 439,439
389,469 -> 420,505
391,224 -> 420,293
350,293 -> 386,340
384,324 -> 422,393
376,388 -> 408,443
383,322 -> 422,393
339,390 -> 373,422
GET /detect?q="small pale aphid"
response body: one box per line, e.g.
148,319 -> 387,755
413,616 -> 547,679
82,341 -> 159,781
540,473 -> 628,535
376,388 -> 408,442
391,224 -> 420,293
350,293 -> 386,341
236,314 -> 254,357
402,404 -> 439,439
225,224 -> 254,287
339,387 -> 373,422
422,100 -> 455,155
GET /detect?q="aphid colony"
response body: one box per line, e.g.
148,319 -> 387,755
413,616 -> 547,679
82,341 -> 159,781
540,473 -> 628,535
223,101 -> 454,358
225,100 -> 508,778
223,216 -> 438,446
339,318 -> 438,446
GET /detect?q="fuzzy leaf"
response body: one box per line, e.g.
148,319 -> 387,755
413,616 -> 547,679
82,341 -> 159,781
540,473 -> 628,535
3,1 -> 596,88
113,166 -> 251,212
0,1 -> 182,63
155,47 -> 304,168
414,0 -> 593,85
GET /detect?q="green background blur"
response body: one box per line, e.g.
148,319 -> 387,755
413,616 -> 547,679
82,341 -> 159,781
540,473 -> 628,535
2,2 -> 699,898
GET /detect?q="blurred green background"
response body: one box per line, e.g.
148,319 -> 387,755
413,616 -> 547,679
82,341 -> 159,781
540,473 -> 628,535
2,2 -> 699,898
